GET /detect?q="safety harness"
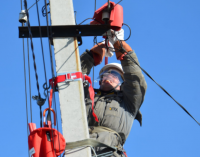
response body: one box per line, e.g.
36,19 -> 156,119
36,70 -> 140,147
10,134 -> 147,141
49,72 -> 99,122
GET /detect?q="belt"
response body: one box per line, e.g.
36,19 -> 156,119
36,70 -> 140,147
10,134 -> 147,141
89,126 -> 124,149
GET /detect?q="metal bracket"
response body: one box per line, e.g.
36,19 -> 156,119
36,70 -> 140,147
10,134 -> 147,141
18,25 -> 111,38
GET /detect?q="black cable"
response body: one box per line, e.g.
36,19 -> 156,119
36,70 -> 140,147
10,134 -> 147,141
78,18 -> 103,25
27,38 -> 33,122
125,52 -> 200,126
42,2 -> 50,17
35,0 -> 48,83
28,0 -> 40,10
24,0 -> 41,98
113,32 -> 200,126
35,0 -> 48,127
22,24 -> 30,157
43,0 -> 55,78
21,2 -> 30,157
43,0 -> 58,154
110,0 -> 123,11
122,23 -> 131,41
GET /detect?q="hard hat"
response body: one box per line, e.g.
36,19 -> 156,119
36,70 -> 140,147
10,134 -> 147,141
99,63 -> 124,80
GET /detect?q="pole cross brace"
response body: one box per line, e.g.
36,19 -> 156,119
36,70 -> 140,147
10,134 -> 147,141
18,25 -> 111,38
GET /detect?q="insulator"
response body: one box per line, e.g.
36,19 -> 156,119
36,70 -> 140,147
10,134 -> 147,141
102,9 -> 110,22
19,10 -> 27,23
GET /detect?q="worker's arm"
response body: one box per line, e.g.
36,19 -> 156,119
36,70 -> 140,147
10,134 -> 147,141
109,29 -> 147,118
80,42 -> 107,75
80,49 -> 94,75
120,46 -> 147,118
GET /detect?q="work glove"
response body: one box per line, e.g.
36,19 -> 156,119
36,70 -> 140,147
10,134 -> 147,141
90,40 -> 114,66
102,40 -> 114,57
108,29 -> 132,60
107,29 -> 124,45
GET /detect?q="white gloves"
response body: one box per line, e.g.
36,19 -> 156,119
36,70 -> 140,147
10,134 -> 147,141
100,29 -> 124,57
107,29 -> 124,45
101,40 -> 114,57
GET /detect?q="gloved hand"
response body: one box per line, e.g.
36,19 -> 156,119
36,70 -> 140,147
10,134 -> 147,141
107,29 -> 124,45
90,40 -> 114,66
108,28 -> 132,60
102,40 -> 114,57
90,43 -> 105,66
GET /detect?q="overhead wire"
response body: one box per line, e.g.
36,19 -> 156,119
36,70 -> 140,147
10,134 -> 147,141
24,0 -> 41,99
43,0 -> 61,155
28,0 -> 40,10
114,33 -> 200,126
27,38 -> 33,122
21,0 -> 30,156
35,0 -> 49,128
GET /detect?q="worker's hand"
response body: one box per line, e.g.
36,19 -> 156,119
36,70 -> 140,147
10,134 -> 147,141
90,43 -> 106,66
101,40 -> 114,57
107,29 -> 124,45
90,40 -> 114,65
107,29 -> 132,61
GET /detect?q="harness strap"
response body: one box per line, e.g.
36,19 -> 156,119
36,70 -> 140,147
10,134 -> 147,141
89,126 -> 123,150
49,72 -> 99,122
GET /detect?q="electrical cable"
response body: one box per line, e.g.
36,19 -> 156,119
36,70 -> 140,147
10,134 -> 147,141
78,18 -> 103,25
24,0 -> 41,99
122,23 -> 131,41
27,38 -> 33,122
35,0 -> 49,127
114,33 -> 200,126
126,52 -> 200,126
43,0 -> 60,155
28,0 -> 40,10
110,0 -> 123,10
42,2 -> 50,17
21,1 -> 30,156
22,23 -> 30,157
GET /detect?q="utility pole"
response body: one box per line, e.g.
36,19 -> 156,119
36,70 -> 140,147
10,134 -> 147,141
49,1 -> 91,157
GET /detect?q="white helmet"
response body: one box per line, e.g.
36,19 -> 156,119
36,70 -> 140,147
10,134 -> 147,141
99,63 -> 124,80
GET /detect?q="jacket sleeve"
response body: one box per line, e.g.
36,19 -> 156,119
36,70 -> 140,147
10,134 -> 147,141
80,49 -> 94,75
120,50 -> 147,118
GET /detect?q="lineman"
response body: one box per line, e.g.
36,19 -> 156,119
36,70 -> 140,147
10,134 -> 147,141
80,29 -> 147,156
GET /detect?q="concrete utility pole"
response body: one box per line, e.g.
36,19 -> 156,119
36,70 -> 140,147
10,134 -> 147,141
49,1 -> 91,157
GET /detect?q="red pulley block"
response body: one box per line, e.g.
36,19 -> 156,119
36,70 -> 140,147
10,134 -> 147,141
90,1 -> 123,31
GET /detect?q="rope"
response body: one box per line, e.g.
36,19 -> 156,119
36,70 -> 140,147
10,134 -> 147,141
24,0 -> 41,98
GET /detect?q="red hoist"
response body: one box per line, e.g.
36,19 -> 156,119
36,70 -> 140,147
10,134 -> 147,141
27,1 -> 126,157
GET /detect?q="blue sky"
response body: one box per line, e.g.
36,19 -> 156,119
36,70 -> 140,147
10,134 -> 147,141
1,0 -> 200,156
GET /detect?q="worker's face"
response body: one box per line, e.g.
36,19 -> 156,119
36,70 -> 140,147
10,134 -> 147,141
100,73 -> 121,91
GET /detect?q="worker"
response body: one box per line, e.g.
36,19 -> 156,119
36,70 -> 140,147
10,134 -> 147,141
80,29 -> 147,156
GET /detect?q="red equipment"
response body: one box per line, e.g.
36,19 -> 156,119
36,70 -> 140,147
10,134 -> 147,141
49,72 -> 98,122
28,123 -> 66,157
90,1 -> 123,31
